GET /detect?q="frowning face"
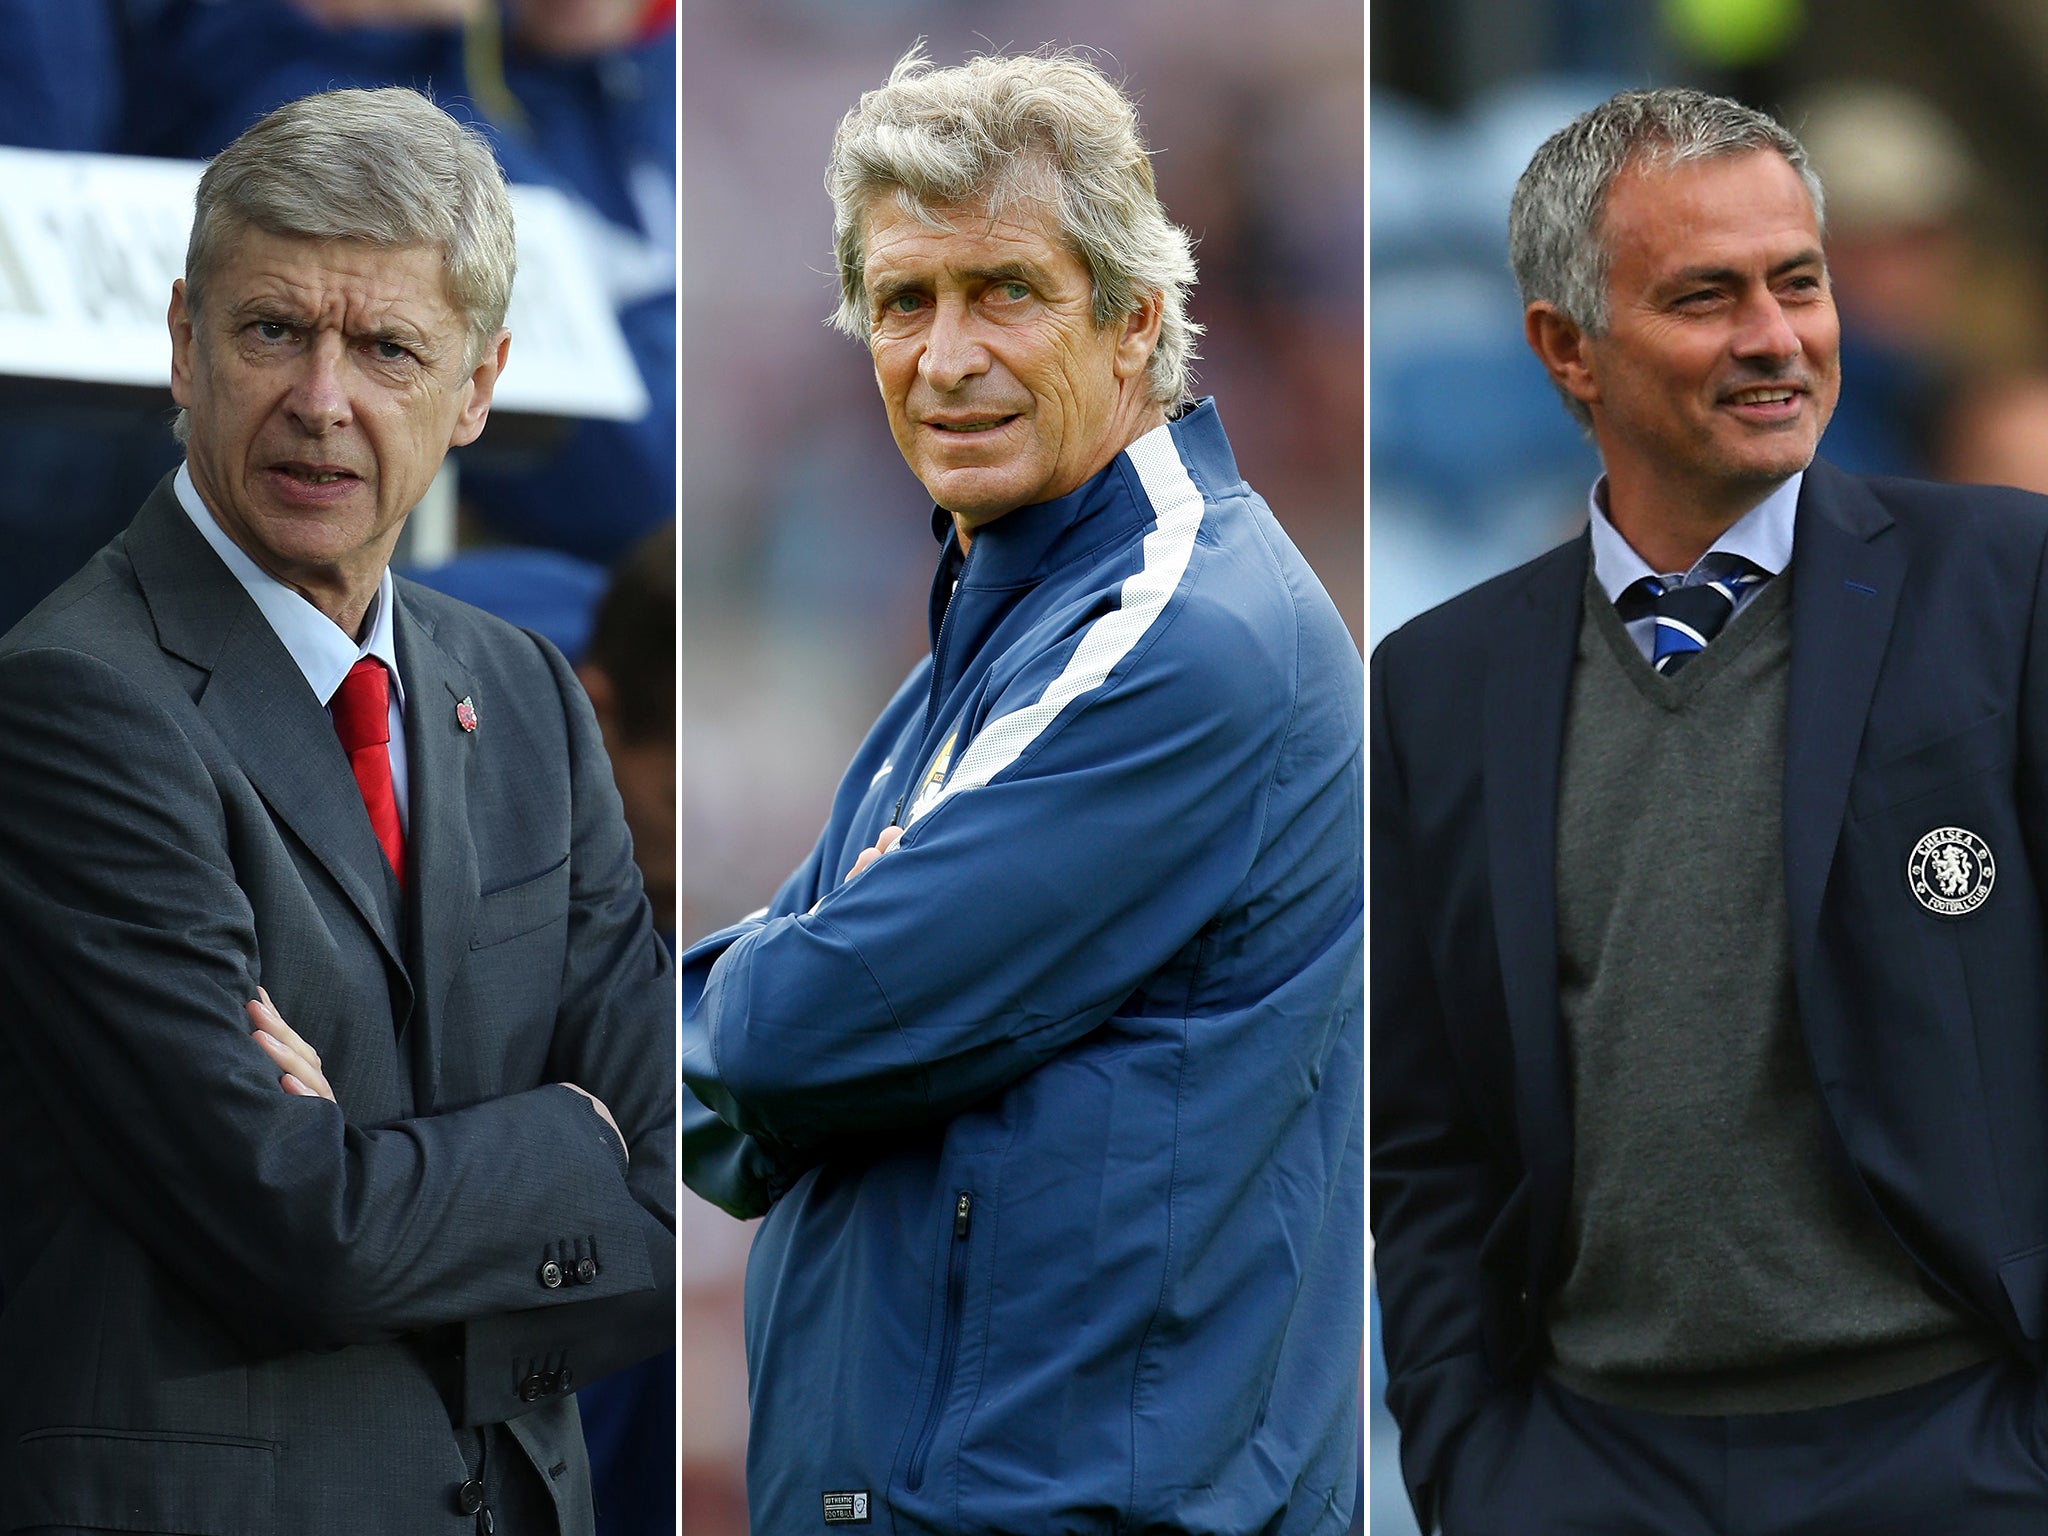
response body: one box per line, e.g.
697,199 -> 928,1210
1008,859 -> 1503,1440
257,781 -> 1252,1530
170,228 -> 507,628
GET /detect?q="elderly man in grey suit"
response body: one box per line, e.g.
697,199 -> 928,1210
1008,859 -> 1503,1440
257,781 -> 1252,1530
0,90 -> 674,1532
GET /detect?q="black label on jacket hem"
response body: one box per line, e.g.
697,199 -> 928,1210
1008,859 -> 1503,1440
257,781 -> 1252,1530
823,1490 -> 872,1524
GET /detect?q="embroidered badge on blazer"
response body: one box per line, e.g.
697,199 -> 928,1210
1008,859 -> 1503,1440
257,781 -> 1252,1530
1908,826 -> 1995,916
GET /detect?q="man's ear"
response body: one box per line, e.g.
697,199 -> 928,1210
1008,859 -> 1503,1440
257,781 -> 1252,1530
1112,290 -> 1165,383
168,280 -> 196,409
1524,302 -> 1601,410
450,328 -> 512,448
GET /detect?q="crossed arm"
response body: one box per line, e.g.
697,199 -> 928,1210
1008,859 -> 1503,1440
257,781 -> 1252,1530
0,639 -> 667,1408
250,986 -> 628,1161
679,624 -> 1284,1160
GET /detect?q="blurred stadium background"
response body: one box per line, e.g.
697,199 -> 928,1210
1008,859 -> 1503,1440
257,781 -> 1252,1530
1374,0 -> 2048,1528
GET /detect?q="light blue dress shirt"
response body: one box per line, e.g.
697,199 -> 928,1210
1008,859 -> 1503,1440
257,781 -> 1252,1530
174,461 -> 410,833
1588,471 -> 1801,665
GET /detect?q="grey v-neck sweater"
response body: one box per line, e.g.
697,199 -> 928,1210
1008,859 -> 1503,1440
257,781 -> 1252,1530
1542,568 -> 1994,1413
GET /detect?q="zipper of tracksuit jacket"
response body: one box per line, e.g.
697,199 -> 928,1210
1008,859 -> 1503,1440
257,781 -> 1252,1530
891,539 -> 978,827
904,1189 -> 974,1491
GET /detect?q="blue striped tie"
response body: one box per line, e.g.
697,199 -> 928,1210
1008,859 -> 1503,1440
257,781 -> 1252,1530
1620,556 -> 1767,674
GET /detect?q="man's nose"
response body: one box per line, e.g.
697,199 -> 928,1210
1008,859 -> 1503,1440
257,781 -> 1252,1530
1731,291 -> 1802,365
285,335 -> 352,432
919,297 -> 989,392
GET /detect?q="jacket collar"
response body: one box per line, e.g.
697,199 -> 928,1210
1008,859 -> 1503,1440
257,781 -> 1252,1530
390,584 -> 480,1106
127,478 -> 404,955
1480,533 -> 1589,1298
1782,457 -> 1903,978
924,397 -> 1237,599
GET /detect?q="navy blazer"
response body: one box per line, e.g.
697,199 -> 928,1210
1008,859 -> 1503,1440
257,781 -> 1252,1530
1372,459 -> 2048,1523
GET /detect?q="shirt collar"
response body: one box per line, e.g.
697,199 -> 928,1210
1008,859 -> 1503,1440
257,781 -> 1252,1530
174,461 -> 404,711
1587,470 -> 1801,604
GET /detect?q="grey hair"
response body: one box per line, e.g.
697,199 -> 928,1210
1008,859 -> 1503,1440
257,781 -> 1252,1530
1508,87 -> 1825,427
825,44 -> 1201,406
180,87 -> 515,412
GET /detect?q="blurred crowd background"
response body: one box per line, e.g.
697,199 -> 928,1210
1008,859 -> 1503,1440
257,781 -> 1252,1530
676,5 -> 1360,1531
1373,0 -> 2048,1528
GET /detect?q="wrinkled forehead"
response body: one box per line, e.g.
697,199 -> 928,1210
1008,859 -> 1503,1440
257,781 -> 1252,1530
1594,148 -> 1821,270
206,229 -> 464,336
197,223 -> 458,309
857,184 -> 1073,275
1601,146 -> 1816,233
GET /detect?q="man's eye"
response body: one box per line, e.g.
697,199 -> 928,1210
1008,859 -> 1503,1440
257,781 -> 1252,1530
991,281 -> 1030,302
883,292 -> 923,315
254,321 -> 293,341
372,340 -> 413,362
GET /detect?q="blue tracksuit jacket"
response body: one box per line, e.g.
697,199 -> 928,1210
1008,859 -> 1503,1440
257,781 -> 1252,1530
679,400 -> 1362,1535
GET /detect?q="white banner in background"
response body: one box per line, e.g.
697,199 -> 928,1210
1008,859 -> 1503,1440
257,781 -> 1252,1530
0,145 -> 649,422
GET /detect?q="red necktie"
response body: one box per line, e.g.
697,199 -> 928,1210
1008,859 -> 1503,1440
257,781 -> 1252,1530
331,657 -> 405,886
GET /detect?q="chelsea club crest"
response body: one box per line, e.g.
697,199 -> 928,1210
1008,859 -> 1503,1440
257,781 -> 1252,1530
1907,826 -> 1995,916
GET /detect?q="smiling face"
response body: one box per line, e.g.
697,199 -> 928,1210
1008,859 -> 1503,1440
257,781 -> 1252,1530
169,228 -> 508,631
861,193 -> 1164,538
1530,149 -> 1840,565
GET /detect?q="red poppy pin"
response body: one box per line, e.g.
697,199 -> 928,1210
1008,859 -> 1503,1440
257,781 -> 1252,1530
455,696 -> 478,732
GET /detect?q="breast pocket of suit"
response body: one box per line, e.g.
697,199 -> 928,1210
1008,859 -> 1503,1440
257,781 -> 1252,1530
462,857 -> 571,1028
7,1426 -> 277,1533
1848,710 -> 2014,821
472,856 -> 572,950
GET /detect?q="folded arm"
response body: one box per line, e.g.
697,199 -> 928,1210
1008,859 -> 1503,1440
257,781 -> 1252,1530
679,622 -> 1285,1149
0,643 -> 657,1365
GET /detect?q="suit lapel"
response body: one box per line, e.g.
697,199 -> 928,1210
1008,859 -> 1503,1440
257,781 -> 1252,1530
1483,535 -> 1586,1281
394,586 -> 479,1110
1784,460 -> 1903,979
127,483 -> 406,969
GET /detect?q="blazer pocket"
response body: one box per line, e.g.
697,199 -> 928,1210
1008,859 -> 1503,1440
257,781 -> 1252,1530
8,1426 -> 277,1533
1849,710 -> 2013,820
472,856 -> 571,950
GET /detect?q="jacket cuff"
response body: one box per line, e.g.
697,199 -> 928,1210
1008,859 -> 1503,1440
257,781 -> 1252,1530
1386,1349 -> 1496,1533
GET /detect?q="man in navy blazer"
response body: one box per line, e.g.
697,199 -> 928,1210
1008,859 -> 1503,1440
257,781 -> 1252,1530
1374,87 -> 2048,1533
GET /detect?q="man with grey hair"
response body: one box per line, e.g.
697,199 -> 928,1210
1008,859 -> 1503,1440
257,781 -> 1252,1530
0,88 -> 675,1532
1375,84 -> 2048,1533
676,45 -> 1362,1536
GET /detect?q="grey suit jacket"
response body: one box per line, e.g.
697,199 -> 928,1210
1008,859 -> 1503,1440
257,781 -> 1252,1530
0,480 -> 677,1531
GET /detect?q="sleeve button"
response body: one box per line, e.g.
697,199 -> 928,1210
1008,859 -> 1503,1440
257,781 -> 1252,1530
519,1373 -> 543,1402
574,1257 -> 598,1285
538,1260 -> 564,1290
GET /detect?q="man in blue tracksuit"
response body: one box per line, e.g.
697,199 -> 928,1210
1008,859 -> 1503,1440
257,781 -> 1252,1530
678,48 -> 1361,1535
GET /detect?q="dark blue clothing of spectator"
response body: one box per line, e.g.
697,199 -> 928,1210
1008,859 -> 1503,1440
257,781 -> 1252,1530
0,0 -> 121,150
